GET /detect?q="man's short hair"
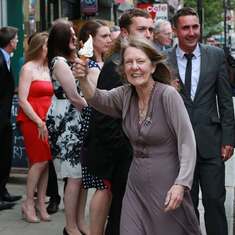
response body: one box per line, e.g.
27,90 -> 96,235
118,8 -> 150,31
172,7 -> 198,28
154,19 -> 171,33
0,26 -> 18,48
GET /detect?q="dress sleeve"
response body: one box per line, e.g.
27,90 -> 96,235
88,86 -> 126,119
162,86 -> 196,190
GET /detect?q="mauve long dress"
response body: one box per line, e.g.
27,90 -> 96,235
88,82 -> 201,235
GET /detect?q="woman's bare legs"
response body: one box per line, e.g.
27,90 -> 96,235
64,178 -> 82,235
77,188 -> 89,234
89,189 -> 112,235
37,163 -> 50,221
23,161 -> 48,222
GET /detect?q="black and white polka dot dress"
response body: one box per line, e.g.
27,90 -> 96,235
82,166 -> 107,190
81,60 -> 107,190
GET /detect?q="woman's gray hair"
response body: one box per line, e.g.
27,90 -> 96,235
118,37 -> 172,84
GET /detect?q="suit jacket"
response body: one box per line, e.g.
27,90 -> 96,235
83,53 -> 132,179
0,50 -> 15,127
167,44 -> 235,158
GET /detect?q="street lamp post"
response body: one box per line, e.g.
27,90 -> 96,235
224,0 -> 227,48
197,0 -> 203,41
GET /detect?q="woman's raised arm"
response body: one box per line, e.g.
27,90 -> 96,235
73,58 -> 97,100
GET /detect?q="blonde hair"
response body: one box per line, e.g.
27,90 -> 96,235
25,32 -> 48,63
119,37 -> 172,84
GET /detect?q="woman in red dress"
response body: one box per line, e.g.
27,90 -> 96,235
17,32 -> 53,223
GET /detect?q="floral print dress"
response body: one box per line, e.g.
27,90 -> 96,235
46,56 -> 90,179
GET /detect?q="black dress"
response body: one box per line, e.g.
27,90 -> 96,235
81,59 -> 109,190
81,53 -> 133,235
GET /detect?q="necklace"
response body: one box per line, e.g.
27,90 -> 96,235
139,106 -> 147,122
138,82 -> 156,124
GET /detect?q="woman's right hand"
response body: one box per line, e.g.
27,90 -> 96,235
72,58 -> 97,100
73,58 -> 88,80
37,121 -> 48,141
164,184 -> 185,212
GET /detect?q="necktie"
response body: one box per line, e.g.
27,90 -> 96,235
184,53 -> 194,97
7,59 -> 10,70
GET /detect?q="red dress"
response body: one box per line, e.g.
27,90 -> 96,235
17,80 -> 53,164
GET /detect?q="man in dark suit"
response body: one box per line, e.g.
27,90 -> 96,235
167,7 -> 235,235
0,26 -> 22,210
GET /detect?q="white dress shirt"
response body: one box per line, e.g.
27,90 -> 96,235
0,48 -> 11,70
176,44 -> 201,100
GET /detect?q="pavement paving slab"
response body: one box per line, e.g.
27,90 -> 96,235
0,172 -> 207,235
0,172 -> 92,235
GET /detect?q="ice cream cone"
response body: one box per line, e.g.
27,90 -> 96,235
80,55 -> 88,62
78,35 -> 93,60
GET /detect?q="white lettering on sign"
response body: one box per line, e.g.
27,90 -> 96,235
146,4 -> 168,20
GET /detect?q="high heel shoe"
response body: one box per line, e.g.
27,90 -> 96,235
63,227 -> 85,235
21,203 -> 40,223
38,212 -> 51,222
37,208 -> 51,222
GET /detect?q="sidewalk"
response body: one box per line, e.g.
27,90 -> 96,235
0,171 -> 207,235
0,172 -> 93,235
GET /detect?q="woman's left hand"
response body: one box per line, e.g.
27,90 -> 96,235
37,121 -> 48,141
164,184 -> 185,212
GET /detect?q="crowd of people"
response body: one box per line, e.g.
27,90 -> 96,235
0,6 -> 234,235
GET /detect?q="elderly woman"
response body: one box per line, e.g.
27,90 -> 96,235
74,37 -> 201,235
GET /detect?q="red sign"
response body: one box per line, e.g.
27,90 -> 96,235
137,3 -> 156,19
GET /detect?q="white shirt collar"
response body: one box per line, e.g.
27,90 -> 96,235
0,48 -> 11,63
176,44 -> 201,59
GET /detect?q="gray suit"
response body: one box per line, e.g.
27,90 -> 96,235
167,44 -> 235,235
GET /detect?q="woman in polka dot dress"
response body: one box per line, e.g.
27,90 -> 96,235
77,20 -> 112,235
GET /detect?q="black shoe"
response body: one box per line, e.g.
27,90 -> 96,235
2,191 -> 22,202
34,192 -> 38,199
0,200 -> 15,210
63,227 -> 85,235
79,230 -> 86,235
63,227 -> 69,235
47,196 -> 61,214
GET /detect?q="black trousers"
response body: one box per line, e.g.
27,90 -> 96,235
191,153 -> 227,235
105,154 -> 132,235
0,123 -> 12,196
46,160 -> 60,199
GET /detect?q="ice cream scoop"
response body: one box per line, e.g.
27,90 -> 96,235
78,34 -> 93,61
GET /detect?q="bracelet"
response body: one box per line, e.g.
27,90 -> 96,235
37,121 -> 44,128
